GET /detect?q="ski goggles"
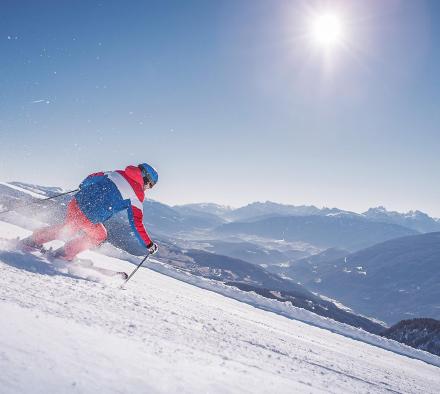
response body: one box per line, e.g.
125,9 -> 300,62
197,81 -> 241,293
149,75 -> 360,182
141,168 -> 156,188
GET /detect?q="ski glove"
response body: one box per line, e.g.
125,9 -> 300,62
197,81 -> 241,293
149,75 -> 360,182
147,242 -> 158,255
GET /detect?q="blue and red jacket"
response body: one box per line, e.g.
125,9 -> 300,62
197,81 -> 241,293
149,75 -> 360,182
75,165 -> 153,248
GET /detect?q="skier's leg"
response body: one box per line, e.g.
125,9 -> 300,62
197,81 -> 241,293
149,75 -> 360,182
55,199 -> 106,260
30,199 -> 78,245
62,223 -> 107,261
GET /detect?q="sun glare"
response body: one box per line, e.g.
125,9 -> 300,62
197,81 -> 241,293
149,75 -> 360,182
310,13 -> 345,49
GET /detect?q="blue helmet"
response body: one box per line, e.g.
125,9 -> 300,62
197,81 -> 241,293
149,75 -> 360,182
138,163 -> 158,186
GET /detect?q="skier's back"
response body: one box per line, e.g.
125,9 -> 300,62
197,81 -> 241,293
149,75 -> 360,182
22,163 -> 159,260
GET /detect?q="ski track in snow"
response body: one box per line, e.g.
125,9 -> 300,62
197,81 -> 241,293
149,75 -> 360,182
0,221 -> 439,393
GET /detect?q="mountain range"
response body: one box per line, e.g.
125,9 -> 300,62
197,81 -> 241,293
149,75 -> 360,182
178,201 -> 440,234
275,232 -> 440,324
215,214 -> 418,251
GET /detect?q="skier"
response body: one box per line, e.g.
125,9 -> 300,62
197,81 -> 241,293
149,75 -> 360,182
21,163 -> 159,261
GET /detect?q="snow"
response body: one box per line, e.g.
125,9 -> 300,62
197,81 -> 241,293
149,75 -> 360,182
0,182 -> 52,199
0,220 -> 439,393
326,212 -> 360,217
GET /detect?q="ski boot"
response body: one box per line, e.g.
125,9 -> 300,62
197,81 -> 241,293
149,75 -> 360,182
18,236 -> 44,253
45,246 -> 69,261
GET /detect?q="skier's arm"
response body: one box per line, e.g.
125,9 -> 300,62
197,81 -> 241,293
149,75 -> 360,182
127,205 -> 153,248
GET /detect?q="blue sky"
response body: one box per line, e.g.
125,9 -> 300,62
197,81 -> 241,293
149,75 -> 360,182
1,0 -> 439,215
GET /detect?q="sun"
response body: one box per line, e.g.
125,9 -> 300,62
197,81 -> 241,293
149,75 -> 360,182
310,12 -> 345,49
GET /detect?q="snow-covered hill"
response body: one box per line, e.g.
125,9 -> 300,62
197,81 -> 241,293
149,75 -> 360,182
0,220 -> 439,393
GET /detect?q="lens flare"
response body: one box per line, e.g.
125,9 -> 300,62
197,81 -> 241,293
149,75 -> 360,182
311,13 -> 344,48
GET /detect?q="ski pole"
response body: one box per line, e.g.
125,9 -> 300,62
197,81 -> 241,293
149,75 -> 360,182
121,254 -> 149,288
0,188 -> 79,216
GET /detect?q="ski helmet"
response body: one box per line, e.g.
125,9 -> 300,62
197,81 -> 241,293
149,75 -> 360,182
138,163 -> 158,187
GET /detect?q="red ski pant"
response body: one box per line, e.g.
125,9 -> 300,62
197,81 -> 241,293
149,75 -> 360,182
32,198 -> 107,261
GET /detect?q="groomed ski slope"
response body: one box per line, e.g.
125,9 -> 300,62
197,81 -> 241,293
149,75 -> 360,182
0,221 -> 439,393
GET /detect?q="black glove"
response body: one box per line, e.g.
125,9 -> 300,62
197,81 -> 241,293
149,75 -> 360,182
147,242 -> 158,255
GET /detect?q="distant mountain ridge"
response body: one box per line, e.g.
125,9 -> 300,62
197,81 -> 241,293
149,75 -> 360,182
176,201 -> 360,222
282,232 -> 440,324
173,203 -> 233,219
215,215 -> 418,251
225,201 -> 343,221
176,201 -> 440,233
363,206 -> 440,233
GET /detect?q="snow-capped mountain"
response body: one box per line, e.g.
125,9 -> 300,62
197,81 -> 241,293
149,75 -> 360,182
173,203 -> 233,220
216,214 -> 418,251
363,206 -> 440,233
221,201 -> 351,222
177,200 -> 367,223
226,201 -> 324,221
282,232 -> 440,324
178,201 -> 440,235
0,219 -> 439,392
0,181 -> 66,204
